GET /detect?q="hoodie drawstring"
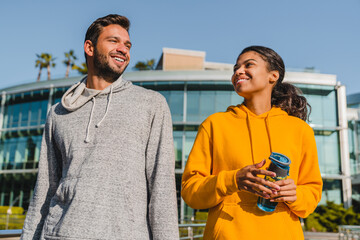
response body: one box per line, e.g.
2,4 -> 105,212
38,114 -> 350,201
84,85 -> 114,143
96,85 -> 113,128
245,111 -> 255,165
245,108 -> 274,165
265,117 -> 273,154
85,97 -> 96,143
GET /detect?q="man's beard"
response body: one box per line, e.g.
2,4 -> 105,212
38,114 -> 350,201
93,48 -> 128,83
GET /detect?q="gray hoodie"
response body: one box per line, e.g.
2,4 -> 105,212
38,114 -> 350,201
21,76 -> 179,240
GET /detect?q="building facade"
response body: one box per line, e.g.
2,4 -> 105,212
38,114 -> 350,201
0,48 -> 351,222
347,93 -> 360,203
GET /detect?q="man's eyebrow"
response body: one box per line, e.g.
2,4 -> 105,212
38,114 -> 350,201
125,40 -> 132,47
105,36 -> 132,47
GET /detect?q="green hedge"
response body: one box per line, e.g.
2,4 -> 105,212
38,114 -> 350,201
305,201 -> 360,232
0,206 -> 25,230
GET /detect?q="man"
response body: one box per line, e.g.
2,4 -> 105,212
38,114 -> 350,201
21,14 -> 179,240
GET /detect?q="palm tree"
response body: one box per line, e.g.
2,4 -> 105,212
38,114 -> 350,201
72,62 -> 88,75
35,54 -> 47,82
63,50 -> 77,78
44,53 -> 56,80
133,59 -> 155,71
35,53 -> 56,81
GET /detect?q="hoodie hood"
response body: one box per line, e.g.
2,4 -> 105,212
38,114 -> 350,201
61,75 -> 132,143
227,104 -> 287,119
227,104 -> 288,164
61,75 -> 131,112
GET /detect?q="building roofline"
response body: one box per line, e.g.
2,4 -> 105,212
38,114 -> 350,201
0,70 -> 339,95
162,47 -> 206,57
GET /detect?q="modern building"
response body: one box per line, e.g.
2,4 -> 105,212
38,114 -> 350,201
347,93 -> 360,202
0,48 -> 351,223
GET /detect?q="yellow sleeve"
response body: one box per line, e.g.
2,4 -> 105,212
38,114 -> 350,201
286,125 -> 323,218
181,124 -> 239,210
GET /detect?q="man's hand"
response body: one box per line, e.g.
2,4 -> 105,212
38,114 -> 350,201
236,160 -> 281,198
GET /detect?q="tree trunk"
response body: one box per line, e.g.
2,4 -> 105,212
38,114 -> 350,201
37,67 -> 42,82
65,64 -> 70,78
47,65 -> 51,80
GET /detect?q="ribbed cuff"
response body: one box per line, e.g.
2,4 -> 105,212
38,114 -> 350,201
218,169 -> 240,195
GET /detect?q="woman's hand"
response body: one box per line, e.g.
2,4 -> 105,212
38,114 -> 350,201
236,159 -> 280,198
270,178 -> 297,203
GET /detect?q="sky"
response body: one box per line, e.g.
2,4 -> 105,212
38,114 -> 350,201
1,0 -> 360,94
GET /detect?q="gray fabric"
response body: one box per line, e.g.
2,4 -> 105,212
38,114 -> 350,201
61,76 -> 129,112
21,76 -> 179,240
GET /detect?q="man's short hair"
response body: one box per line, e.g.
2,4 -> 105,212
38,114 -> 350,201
84,14 -> 130,61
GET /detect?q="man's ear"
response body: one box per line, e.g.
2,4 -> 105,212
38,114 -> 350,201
269,71 -> 279,84
84,40 -> 94,57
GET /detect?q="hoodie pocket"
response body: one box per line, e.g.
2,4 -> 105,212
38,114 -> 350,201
214,205 -> 230,239
204,204 -> 232,240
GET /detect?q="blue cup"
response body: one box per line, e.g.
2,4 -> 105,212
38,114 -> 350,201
257,152 -> 291,212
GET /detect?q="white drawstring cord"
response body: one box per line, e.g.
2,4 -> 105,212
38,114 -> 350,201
96,85 -> 113,128
84,97 -> 96,143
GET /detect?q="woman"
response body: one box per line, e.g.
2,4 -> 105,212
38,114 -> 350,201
181,46 -> 323,240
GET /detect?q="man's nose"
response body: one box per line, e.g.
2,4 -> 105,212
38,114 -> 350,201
116,43 -> 128,54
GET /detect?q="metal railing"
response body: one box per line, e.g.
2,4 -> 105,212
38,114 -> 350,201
179,223 -> 205,240
304,231 -> 339,240
0,229 -> 22,239
0,225 -> 206,240
339,225 -> 360,239
0,226 -> 347,240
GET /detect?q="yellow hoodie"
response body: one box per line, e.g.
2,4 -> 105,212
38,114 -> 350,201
181,104 -> 323,240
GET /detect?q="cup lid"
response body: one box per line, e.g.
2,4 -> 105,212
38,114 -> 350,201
269,152 -> 291,166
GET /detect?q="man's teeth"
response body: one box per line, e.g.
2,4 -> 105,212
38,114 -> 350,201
114,57 -> 124,62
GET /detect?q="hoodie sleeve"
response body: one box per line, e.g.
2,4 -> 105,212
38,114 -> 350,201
181,123 -> 239,210
21,107 -> 62,239
145,95 -> 179,240
286,125 -> 323,218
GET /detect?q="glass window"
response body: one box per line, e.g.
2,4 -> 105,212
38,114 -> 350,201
315,131 -> 340,174
184,131 -> 197,164
11,104 -> 20,128
173,131 -> 183,169
0,173 -> 37,209
15,137 -> 27,169
183,202 -> 195,222
40,100 -> 48,124
8,139 -> 17,169
0,133 -> 42,170
53,97 -> 62,105
215,91 -> 231,113
20,103 -> 30,127
348,121 -> 359,175
352,184 -> 360,203
159,91 -> 184,122
175,173 -> 182,220
187,91 -> 200,122
199,91 -> 215,121
169,91 -> 184,122
30,101 -> 41,126
187,90 -> 244,123
231,92 -> 243,106
320,179 -> 342,205
298,84 -> 338,127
